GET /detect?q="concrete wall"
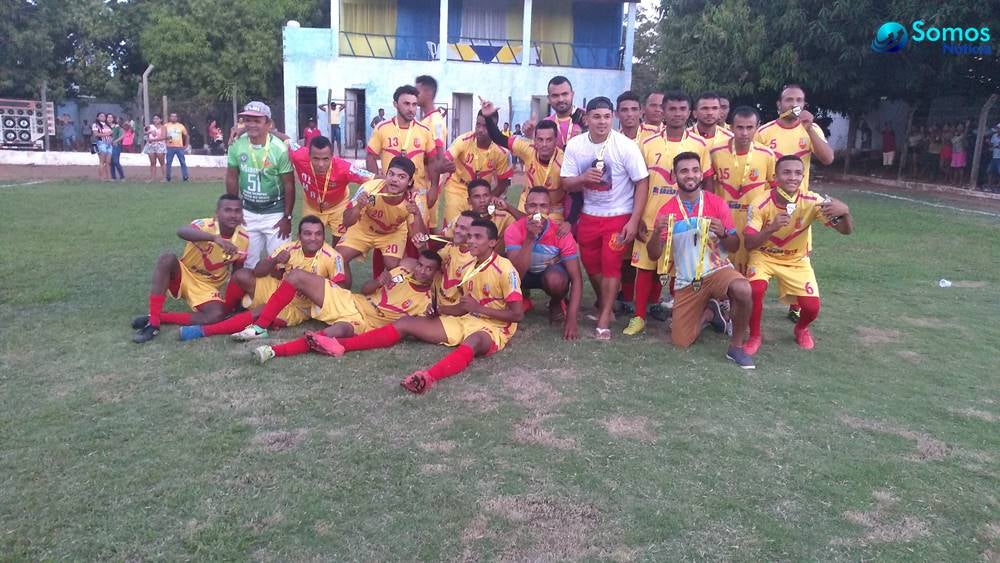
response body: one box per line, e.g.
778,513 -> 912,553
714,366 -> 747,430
282,26 -> 631,145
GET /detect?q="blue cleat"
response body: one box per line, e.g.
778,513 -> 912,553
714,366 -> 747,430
179,325 -> 205,341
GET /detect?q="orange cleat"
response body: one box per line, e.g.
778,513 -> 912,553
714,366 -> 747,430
743,335 -> 762,356
400,370 -> 432,394
794,326 -> 815,350
305,331 -> 345,357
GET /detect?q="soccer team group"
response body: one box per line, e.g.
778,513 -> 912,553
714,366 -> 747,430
130,74 -> 854,393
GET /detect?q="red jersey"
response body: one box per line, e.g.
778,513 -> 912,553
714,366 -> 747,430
290,146 -> 372,208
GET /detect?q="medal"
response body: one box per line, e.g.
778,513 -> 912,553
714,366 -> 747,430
778,105 -> 802,120
460,254 -> 494,286
658,214 -> 676,285
391,274 -> 404,284
531,213 -> 543,222
487,204 -> 496,216
786,203 -> 797,216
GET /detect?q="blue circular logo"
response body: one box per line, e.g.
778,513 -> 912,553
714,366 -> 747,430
872,22 -> 908,53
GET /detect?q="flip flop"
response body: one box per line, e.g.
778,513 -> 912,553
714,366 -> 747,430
595,327 -> 612,341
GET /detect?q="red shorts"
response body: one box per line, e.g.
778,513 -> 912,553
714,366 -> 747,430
576,213 -> 631,278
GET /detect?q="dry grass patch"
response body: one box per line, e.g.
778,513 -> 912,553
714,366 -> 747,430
513,414 -> 577,450
832,490 -> 930,546
856,327 -> 901,346
602,415 -> 659,442
840,415 -> 952,461
252,429 -> 308,452
502,369 -> 564,410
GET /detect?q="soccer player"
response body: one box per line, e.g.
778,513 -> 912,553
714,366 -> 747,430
640,90 -> 666,138
479,98 -> 564,221
687,92 -> 734,150
616,91 -> 644,143
453,179 -> 521,245
303,219 -> 524,395
416,75 -> 448,228
251,251 -> 442,363
646,152 -> 755,369
754,84 -> 834,192
742,155 -> 853,353
623,91 -> 712,336
177,215 -> 344,341
432,211 -> 477,310
439,111 -> 513,226
289,135 -> 372,244
708,106 -> 777,273
131,194 -> 249,343
504,187 -> 583,338
336,156 -> 429,288
225,101 -> 295,268
561,97 -> 649,340
718,96 -> 731,129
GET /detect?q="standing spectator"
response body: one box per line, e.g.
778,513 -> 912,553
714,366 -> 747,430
859,120 -> 872,149
318,101 -> 344,156
109,114 -> 126,181
925,125 -> 941,180
939,124 -> 953,181
881,122 -> 896,170
513,124 -> 523,137
143,114 -> 167,182
369,108 -> 385,130
501,121 -> 512,137
302,117 -> 320,147
950,123 -> 967,186
92,112 -> 113,181
207,118 -> 225,155
987,123 -> 1000,192
60,114 -> 76,151
164,113 -> 190,182
122,121 -> 136,154
907,125 -> 924,178
82,119 -> 93,153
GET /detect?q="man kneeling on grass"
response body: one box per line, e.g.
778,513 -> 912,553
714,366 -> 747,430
177,215 -> 345,341
132,194 -> 248,343
302,219 -> 523,395
252,250 -> 441,363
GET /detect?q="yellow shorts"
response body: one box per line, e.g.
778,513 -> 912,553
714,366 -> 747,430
311,281 -> 372,333
302,199 -> 350,238
629,221 -> 657,270
516,190 -> 565,222
169,262 -> 224,309
337,224 -> 407,260
438,314 -> 517,354
747,254 -> 819,304
243,275 -> 310,326
442,186 -> 471,229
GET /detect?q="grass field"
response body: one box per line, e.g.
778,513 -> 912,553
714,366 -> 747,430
1,178 -> 999,561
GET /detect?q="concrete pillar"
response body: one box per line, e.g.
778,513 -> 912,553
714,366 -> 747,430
521,0 -> 532,68
439,0 -> 449,62
623,3 -> 636,74
331,0 -> 340,58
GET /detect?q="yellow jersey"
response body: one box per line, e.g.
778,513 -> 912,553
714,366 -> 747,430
639,130 -> 713,228
686,124 -> 734,151
180,218 -> 249,286
459,253 -> 522,331
354,266 -> 435,326
745,190 -> 831,262
754,120 -> 827,191
348,179 -> 416,235
443,132 -> 513,195
367,118 -> 437,189
710,142 -> 777,231
420,108 -> 449,152
436,243 -> 476,307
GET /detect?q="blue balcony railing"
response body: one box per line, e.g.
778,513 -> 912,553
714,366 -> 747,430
339,32 -> 624,70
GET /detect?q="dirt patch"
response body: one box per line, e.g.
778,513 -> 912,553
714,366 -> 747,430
419,440 -> 456,454
602,416 -> 658,443
457,495 -> 632,561
896,350 -> 923,363
513,415 -> 576,450
313,521 -> 334,537
982,522 -> 1000,541
856,327 -> 901,346
833,490 -> 929,547
954,408 -> 1000,423
420,463 -> 450,475
454,389 -> 499,413
840,415 -> 952,461
951,280 -> 988,288
502,369 -> 564,410
252,429 -> 308,452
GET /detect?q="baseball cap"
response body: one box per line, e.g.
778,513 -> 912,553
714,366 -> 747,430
586,96 -> 614,112
239,101 -> 272,118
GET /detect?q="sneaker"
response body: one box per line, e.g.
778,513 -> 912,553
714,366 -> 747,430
787,306 -> 801,323
726,346 -> 756,369
708,299 -> 732,335
179,325 -> 205,341
614,299 -> 636,315
794,326 -> 815,350
253,345 -> 276,364
231,324 -> 268,341
743,335 -> 762,356
131,315 -> 150,330
132,323 -> 159,343
400,370 -> 432,394
648,303 -> 670,322
622,316 -> 646,336
304,331 -> 345,357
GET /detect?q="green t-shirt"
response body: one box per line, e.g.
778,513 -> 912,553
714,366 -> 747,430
227,133 -> 293,214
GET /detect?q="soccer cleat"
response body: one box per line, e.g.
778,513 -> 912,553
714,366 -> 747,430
400,370 -> 432,394
708,299 -> 732,335
794,326 -> 815,350
726,346 -> 756,369
231,324 -> 268,341
614,298 -> 636,316
647,303 -> 670,322
253,345 -> 276,364
622,316 -> 646,335
132,315 -> 150,330
132,323 -> 159,344
743,335 -> 763,356
787,305 -> 801,323
178,325 -> 205,341
304,331 -> 345,357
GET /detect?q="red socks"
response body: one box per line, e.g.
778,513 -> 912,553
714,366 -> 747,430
159,311 -> 192,325
273,337 -> 310,357
148,294 -> 165,327
203,311 -> 253,336
749,280 -> 768,338
633,269 -> 655,319
426,344 -> 475,382
339,324 -> 402,352
795,296 -> 821,330
255,281 -> 297,328
222,282 -> 245,312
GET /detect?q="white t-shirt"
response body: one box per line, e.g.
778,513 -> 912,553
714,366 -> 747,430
561,129 -> 648,217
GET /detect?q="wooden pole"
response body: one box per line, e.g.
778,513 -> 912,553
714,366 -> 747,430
897,103 -> 917,181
